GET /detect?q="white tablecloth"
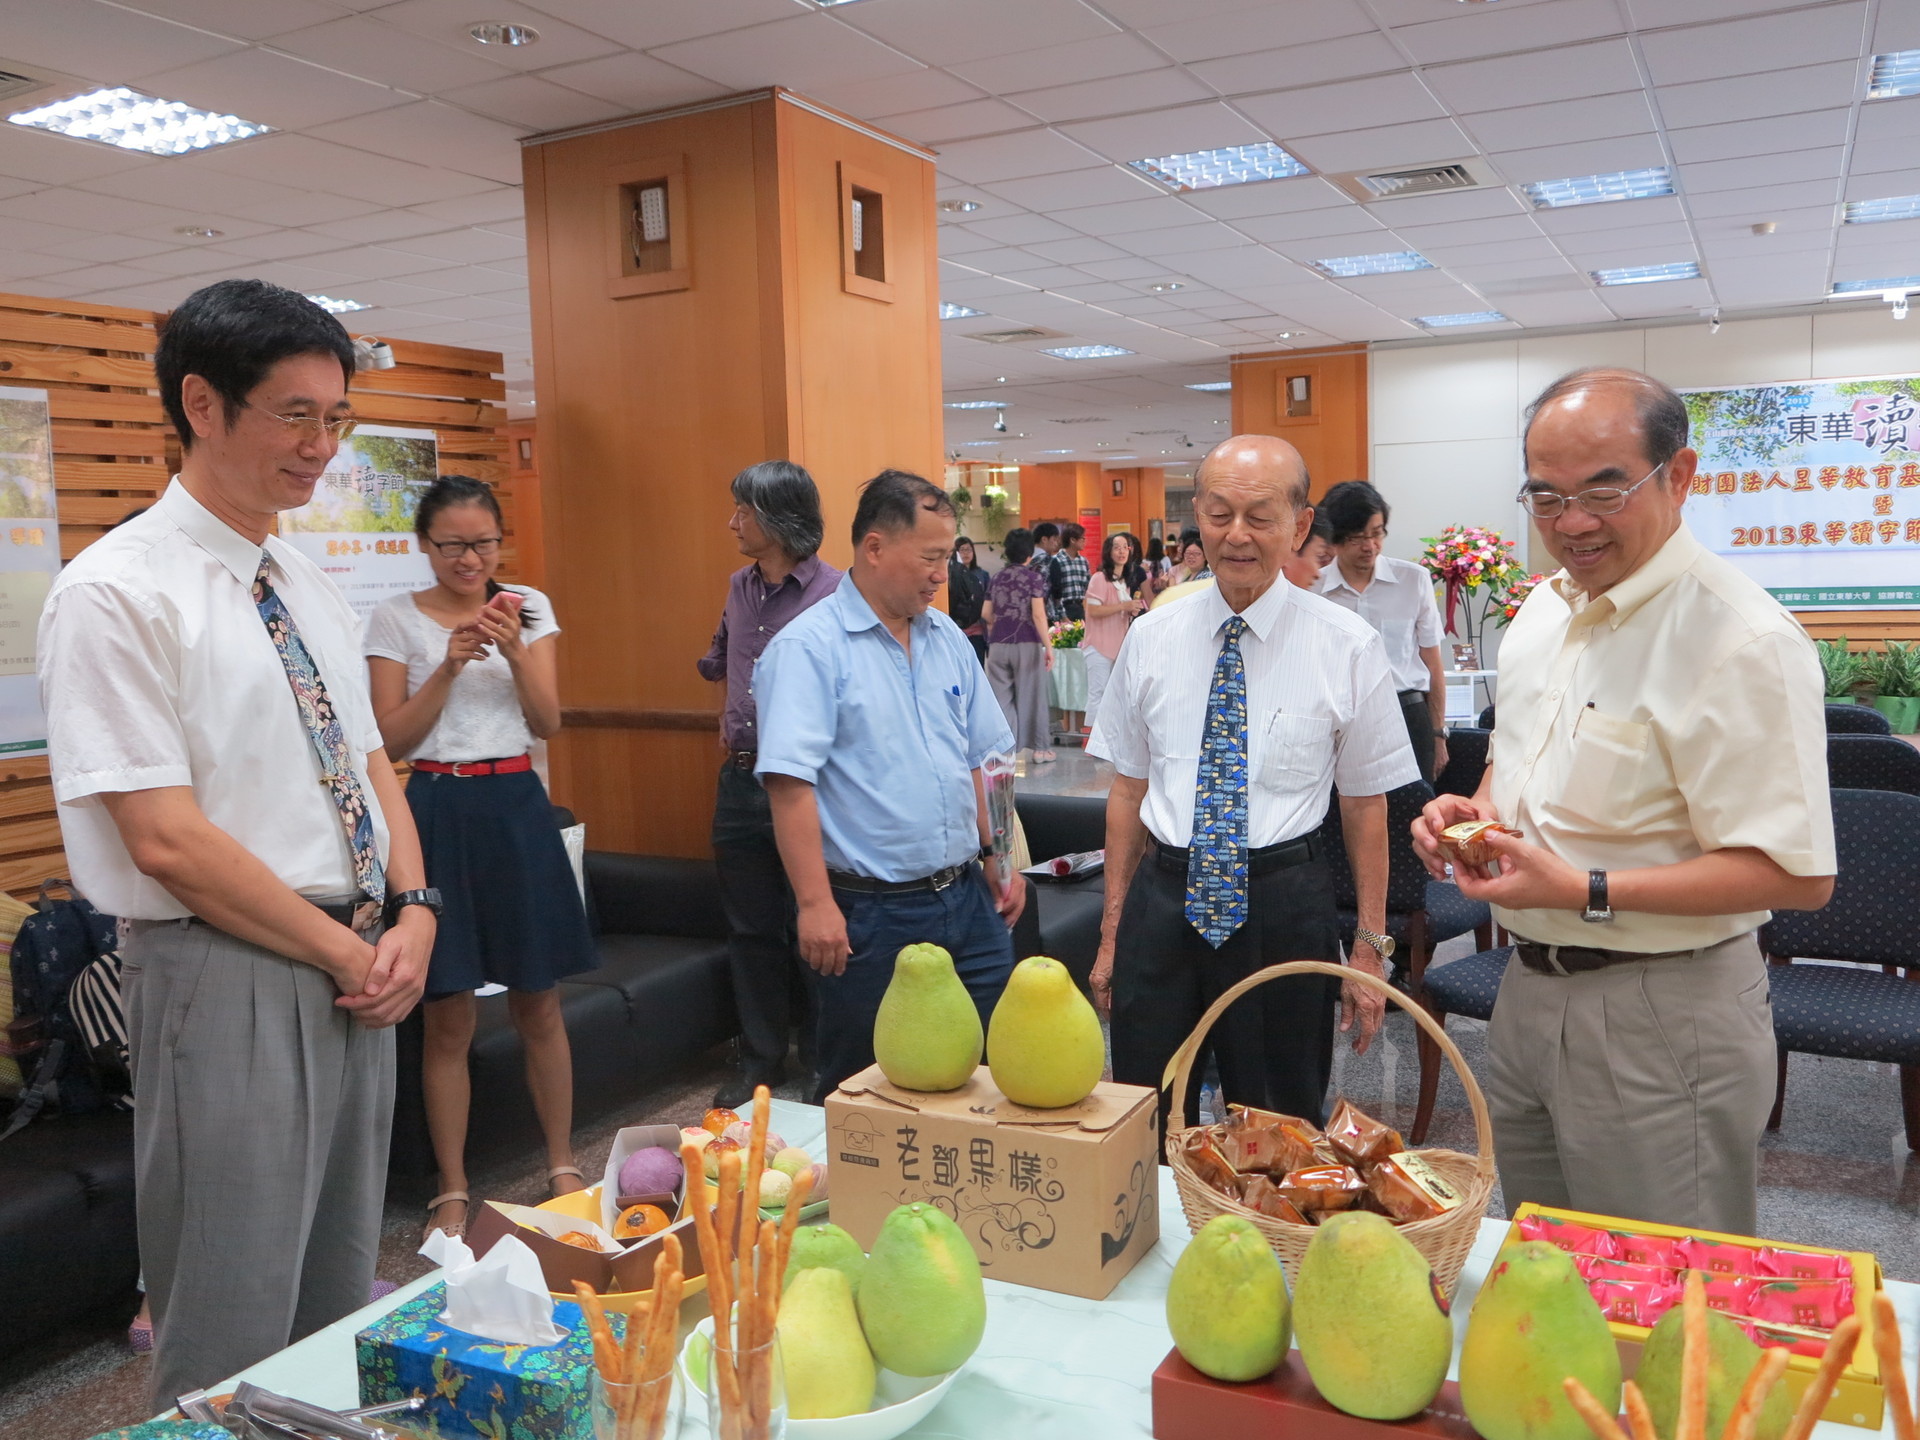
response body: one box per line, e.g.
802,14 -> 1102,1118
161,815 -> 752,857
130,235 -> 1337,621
212,1099 -> 1920,1438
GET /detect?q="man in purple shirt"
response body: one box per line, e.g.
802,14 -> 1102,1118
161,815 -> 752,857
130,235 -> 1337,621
698,460 -> 842,1108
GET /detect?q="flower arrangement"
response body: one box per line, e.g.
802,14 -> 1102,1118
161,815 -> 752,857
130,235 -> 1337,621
1418,526 -> 1526,636
1048,619 -> 1084,650
981,484 -> 1010,512
1492,571 -> 1547,627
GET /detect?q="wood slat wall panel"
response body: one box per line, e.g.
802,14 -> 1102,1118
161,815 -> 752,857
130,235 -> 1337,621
0,348 -> 155,389
349,393 -> 508,430
350,367 -> 507,403
45,391 -> 167,424
50,425 -> 169,457
382,337 -> 502,371
0,312 -> 158,354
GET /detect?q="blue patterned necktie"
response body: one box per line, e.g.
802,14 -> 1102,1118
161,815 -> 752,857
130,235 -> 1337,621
253,553 -> 386,904
1186,615 -> 1250,948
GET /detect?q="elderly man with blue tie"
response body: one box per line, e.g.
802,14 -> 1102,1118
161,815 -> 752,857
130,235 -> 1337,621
1088,434 -> 1417,1126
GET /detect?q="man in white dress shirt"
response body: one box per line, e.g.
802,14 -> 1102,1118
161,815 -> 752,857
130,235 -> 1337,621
1089,435 -> 1418,1125
39,279 -> 438,1407
1314,481 -> 1449,784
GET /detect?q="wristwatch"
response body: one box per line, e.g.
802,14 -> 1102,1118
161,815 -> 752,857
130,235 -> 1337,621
1582,870 -> 1613,924
385,887 -> 443,927
1352,925 -> 1397,960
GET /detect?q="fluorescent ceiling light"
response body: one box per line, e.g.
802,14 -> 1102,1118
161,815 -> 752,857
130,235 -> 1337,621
1042,344 -> 1135,359
1843,194 -> 1920,224
1186,381 -> 1233,392
1417,310 -> 1508,326
1128,142 -> 1309,192
469,21 -> 538,45
959,440 -> 1003,446
1522,166 -> 1674,209
1590,261 -> 1700,286
1830,275 -> 1920,295
1869,48 -> 1920,98
1310,251 -> 1433,278
945,400 -> 1002,409
305,294 -> 371,314
939,302 -> 984,319
1035,449 -> 1074,454
8,86 -> 272,156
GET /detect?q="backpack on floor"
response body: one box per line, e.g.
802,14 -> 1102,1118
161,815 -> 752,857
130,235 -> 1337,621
0,879 -> 126,1139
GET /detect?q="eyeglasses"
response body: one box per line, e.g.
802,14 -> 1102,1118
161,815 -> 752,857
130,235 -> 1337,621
1517,461 -> 1664,518
1346,525 -> 1388,544
424,536 -> 502,558
239,400 -> 359,440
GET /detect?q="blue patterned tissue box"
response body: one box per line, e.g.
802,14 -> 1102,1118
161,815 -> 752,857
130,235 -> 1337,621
355,1283 -> 606,1440
87,1425 -> 232,1440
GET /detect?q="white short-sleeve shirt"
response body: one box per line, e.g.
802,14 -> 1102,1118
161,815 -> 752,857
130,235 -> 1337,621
1314,554 -> 1444,694
1089,579 -> 1420,848
363,586 -> 558,763
38,479 -> 390,920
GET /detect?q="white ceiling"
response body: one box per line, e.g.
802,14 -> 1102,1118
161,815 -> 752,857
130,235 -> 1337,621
0,0 -> 1915,465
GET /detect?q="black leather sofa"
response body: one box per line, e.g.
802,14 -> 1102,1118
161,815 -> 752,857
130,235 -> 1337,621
1012,792 -> 1108,992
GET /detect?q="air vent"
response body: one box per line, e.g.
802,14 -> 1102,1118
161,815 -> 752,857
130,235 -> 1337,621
1052,417 -> 1109,425
963,326 -> 1061,344
1131,428 -> 1184,435
1329,158 -> 1499,203
0,66 -> 53,108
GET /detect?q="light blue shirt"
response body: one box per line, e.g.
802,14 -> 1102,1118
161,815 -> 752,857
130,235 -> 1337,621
754,572 -> 1014,881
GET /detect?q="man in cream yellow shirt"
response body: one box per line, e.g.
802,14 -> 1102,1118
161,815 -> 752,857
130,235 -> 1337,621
1414,367 -> 1835,1235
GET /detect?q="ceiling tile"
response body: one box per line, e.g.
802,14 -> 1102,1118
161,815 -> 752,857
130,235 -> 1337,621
1493,290 -> 1616,325
838,0 -> 1117,66
7,0 -> 241,84
1188,32 -> 1406,95
526,0 -> 803,50
216,190 -> 387,228
978,166 -> 1163,210
1076,256 -> 1177,281
196,132 -> 500,207
1488,134 -> 1669,185
272,242 -> 456,280
1532,194 -> 1686,233
299,209 -> 465,243
1234,207 -> 1389,243
809,68 -> 983,119
1667,109 -> 1853,166
1179,175 -> 1355,220
367,0 -> 625,68
75,160 -> 316,219
1393,214 -> 1547,249
1875,0 -> 1920,51
3,186 -> 201,235
1686,179 -> 1841,217
1682,147 -> 1847,193
1391,0 -> 1627,66
135,48 -> 414,129
1138,0 -> 1378,64
1053,194 -> 1200,234
535,53 -> 731,114
934,130 -> 1109,183
1009,67 -> 1213,125
408,190 -> 530,225
0,249 -> 100,282
1462,92 -> 1658,154
310,102 -> 528,185
885,98 -> 1041,144
1845,162 -> 1920,196
1362,187 -> 1529,224
436,74 -> 629,131
1058,102 -> 1269,162
965,212 -> 1086,245
1424,39 -> 1644,112
383,227 -> 526,264
1235,74 -> 1447,141
650,13 -> 922,89
129,0 -> 342,39
0,127 -> 152,185
1650,61 -> 1860,130
1122,224 -> 1259,258
1623,0 -> 1822,24
1854,97 -> 1920,151
1639,5 -> 1870,87
268,15 -> 513,93
1281,118 -> 1478,175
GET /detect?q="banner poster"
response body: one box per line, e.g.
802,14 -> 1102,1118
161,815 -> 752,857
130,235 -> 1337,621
1682,375 -> 1920,609
0,387 -> 61,756
279,423 -> 438,626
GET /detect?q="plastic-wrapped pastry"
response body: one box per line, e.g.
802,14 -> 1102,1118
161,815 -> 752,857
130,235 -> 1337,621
1438,819 -> 1522,867
1324,1097 -> 1405,1168
1219,1107 -> 1307,1174
1365,1151 -> 1464,1222
1277,1164 -> 1367,1215
1184,1129 -> 1244,1197
1240,1174 -> 1310,1224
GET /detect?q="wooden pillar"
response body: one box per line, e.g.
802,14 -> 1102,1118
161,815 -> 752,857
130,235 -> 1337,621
523,89 -> 942,857
1230,344 -> 1369,501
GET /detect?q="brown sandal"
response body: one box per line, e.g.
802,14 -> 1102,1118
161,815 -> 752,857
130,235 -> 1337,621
423,1190 -> 469,1241
547,1165 -> 586,1197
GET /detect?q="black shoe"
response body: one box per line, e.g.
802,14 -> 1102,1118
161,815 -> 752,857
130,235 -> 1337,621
713,1068 -> 785,1110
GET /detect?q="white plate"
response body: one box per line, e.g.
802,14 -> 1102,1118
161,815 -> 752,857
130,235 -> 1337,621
677,1317 -> 962,1439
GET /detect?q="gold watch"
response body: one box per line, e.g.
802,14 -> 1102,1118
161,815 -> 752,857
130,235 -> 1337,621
1352,926 -> 1397,960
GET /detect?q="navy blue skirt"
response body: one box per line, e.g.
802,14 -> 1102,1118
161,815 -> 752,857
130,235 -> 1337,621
406,766 -> 597,999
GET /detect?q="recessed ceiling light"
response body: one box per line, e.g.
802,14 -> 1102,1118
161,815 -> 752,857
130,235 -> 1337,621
959,440 -> 1003,446
8,87 -> 272,156
1417,310 -> 1508,326
1035,449 -> 1073,455
1830,275 -> 1920,295
469,21 -> 539,44
945,400 -> 1002,409
305,293 -> 371,314
175,225 -> 223,238
1590,261 -> 1700,286
1145,281 -> 1186,293
1310,251 -> 1433,278
939,302 -> 984,319
1186,381 -> 1233,392
1042,344 -> 1135,359
1128,142 -> 1309,192
1523,166 -> 1674,209
937,199 -> 981,213
1869,48 -> 1920,98
1843,194 -> 1920,224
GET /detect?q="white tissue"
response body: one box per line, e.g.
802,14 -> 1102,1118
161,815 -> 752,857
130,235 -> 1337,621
418,1229 -> 567,1346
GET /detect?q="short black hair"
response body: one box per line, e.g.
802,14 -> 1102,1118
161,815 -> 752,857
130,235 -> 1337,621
1032,521 -> 1060,542
1299,515 -> 1333,551
851,469 -> 953,545
1319,480 -> 1389,543
730,459 -> 823,560
1524,367 -> 1689,470
1179,527 -> 1201,550
1060,522 -> 1085,546
1002,527 -> 1035,564
415,474 -> 539,625
155,279 -> 356,451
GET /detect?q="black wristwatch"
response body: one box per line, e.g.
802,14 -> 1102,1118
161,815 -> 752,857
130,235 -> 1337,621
1581,870 -> 1613,924
385,887 -> 443,927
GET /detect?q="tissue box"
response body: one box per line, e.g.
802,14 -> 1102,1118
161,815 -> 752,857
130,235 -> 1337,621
87,1427 -> 233,1440
356,1282 -> 604,1440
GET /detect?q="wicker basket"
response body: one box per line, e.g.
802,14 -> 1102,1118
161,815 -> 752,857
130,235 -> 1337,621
1164,959 -> 1495,1297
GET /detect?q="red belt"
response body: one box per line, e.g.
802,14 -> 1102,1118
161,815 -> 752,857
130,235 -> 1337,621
415,755 -> 532,777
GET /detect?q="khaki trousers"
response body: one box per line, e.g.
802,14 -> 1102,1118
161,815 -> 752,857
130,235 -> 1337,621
1485,931 -> 1775,1235
125,913 -> 394,1411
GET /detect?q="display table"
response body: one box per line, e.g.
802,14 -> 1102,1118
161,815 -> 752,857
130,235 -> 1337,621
1049,645 -> 1087,712
208,1099 -> 1920,1438
1444,667 -> 1496,723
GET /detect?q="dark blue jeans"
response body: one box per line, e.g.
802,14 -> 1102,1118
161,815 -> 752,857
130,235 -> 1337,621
712,760 -> 811,1077
810,865 -> 1015,1104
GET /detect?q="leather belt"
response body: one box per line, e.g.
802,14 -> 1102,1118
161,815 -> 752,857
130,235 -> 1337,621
1513,938 -> 1694,975
158,896 -> 379,935
828,861 -> 974,895
1396,689 -> 1429,704
1154,833 -> 1318,876
415,754 -> 532,777
724,749 -> 757,772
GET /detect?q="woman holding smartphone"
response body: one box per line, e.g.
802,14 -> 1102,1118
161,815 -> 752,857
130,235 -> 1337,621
365,475 -> 596,1241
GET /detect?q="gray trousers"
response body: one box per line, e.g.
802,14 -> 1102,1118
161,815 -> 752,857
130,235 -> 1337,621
1485,931 -> 1775,1235
125,914 -> 395,1411
986,641 -> 1050,752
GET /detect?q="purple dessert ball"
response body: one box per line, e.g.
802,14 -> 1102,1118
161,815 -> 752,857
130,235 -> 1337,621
618,1146 -> 683,1197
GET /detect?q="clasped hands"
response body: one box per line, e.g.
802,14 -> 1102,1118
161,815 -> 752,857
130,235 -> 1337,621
331,906 -> 435,1028
1412,793 -> 1587,912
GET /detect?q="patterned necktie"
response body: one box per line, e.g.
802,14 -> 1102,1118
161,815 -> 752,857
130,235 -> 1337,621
253,553 -> 386,903
1186,615 -> 1250,948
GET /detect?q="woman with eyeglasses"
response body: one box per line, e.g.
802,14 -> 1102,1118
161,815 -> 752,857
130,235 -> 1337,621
364,474 -> 596,1242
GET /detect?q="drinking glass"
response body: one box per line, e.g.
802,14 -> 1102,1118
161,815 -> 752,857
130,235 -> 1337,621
704,1330 -> 786,1440
592,1366 -> 679,1440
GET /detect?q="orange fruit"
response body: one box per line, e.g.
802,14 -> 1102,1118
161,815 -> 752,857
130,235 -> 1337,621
613,1203 -> 672,1240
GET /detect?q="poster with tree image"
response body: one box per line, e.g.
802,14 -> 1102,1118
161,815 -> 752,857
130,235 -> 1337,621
279,423 -> 438,625
0,387 -> 61,755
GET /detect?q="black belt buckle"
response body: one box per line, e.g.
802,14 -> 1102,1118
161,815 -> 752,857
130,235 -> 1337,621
1153,835 -> 1316,876
726,749 -> 757,772
1514,940 -> 1656,975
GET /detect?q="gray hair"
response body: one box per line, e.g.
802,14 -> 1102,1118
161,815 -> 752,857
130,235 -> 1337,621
1524,367 -> 1689,469
730,459 -> 823,560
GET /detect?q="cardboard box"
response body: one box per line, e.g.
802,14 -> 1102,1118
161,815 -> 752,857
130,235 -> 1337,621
1152,1350 -> 1479,1440
467,1197 -> 707,1306
1505,1203 -> 1884,1430
824,1064 -> 1159,1300
356,1282 -> 602,1440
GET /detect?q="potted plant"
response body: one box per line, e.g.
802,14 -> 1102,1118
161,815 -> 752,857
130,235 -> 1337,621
1872,640 -> 1920,734
1816,637 -> 1865,704
948,484 -> 974,521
